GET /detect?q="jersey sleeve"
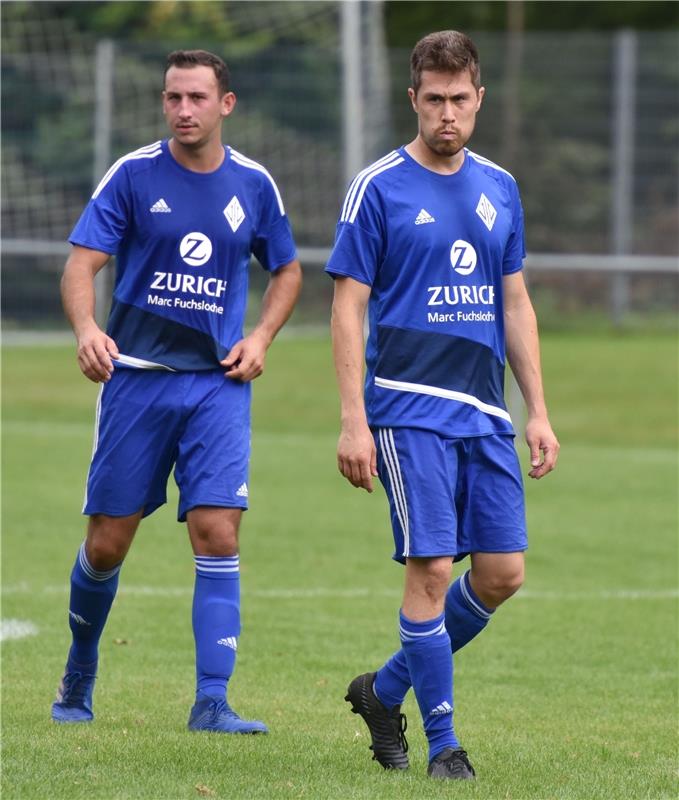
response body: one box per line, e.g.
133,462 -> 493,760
325,181 -> 384,287
251,175 -> 297,272
502,178 -> 526,275
68,164 -> 131,255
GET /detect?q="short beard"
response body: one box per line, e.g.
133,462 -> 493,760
422,131 -> 468,159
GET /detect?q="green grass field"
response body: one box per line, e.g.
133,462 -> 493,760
2,330 -> 677,799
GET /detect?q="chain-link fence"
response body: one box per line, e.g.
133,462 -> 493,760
2,4 -> 677,329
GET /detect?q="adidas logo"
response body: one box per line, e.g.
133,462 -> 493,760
236,482 -> 248,498
414,208 -> 435,225
429,701 -> 453,716
217,636 -> 238,650
69,611 -> 91,626
150,198 -> 172,213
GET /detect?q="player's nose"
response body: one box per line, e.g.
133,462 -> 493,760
441,100 -> 456,120
177,98 -> 193,117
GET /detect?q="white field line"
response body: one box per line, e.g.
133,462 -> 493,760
1,619 -> 39,641
1,583 -> 677,601
2,420 -> 337,447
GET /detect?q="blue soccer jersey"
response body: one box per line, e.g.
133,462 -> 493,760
326,146 -> 526,438
70,140 -> 297,370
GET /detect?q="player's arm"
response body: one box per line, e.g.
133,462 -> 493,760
330,276 -> 377,492
222,259 -> 302,382
503,270 -> 560,479
61,245 -> 119,383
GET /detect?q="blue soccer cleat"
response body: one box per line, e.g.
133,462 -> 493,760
187,692 -> 268,734
51,664 -> 97,723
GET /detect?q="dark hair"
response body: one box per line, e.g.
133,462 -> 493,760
164,50 -> 230,95
410,31 -> 481,93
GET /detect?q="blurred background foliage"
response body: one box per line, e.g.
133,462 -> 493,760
1,1 -> 677,329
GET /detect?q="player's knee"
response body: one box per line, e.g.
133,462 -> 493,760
187,508 -> 241,555
85,535 -> 127,570
193,530 -> 238,556
420,559 -> 453,603
476,567 -> 524,606
189,520 -> 238,555
86,514 -> 137,568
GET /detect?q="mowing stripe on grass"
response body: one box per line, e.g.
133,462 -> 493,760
2,583 -> 677,600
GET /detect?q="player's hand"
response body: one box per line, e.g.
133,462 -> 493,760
221,333 -> 268,382
337,421 -> 378,492
525,416 -> 560,479
76,323 -> 119,383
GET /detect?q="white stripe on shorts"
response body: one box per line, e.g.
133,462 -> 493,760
378,428 -> 410,558
82,383 -> 104,513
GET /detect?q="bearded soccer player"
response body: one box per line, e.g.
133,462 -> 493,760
327,31 -> 559,779
52,50 -> 302,733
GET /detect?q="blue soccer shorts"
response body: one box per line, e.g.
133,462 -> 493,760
83,367 -> 251,521
374,427 -> 527,564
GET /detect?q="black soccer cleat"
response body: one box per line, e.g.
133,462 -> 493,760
345,671 -> 409,770
427,747 -> 476,780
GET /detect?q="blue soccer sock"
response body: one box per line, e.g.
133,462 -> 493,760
67,541 -> 121,668
399,610 -> 458,761
445,569 -> 494,649
374,570 -> 494,709
192,555 -> 240,700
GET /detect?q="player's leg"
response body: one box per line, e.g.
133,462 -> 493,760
52,369 -> 183,723
457,432 -> 527,623
399,556 -> 473,779
375,565 -> 495,713
52,512 -> 141,723
347,427 -> 473,777
186,506 -> 240,705
177,372 -> 265,734
371,429 -> 458,713
377,433 -> 527,701
185,507 -> 265,734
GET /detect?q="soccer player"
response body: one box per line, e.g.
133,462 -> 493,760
327,31 -> 559,779
51,50 -> 302,733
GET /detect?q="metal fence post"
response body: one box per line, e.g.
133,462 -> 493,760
611,30 -> 637,324
93,38 -> 115,327
341,0 -> 364,189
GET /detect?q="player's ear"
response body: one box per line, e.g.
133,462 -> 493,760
408,87 -> 417,113
476,86 -> 485,111
221,91 -> 237,118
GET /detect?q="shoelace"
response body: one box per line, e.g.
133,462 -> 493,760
370,711 -> 409,762
440,748 -> 473,772
61,672 -> 93,704
395,712 -> 409,754
208,698 -> 240,720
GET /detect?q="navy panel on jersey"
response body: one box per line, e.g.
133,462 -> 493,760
107,301 -> 228,370
375,324 -> 506,412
